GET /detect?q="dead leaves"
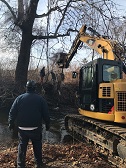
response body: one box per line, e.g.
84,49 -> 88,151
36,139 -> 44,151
0,142 -> 115,168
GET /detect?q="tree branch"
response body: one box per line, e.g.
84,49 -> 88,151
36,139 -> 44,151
0,0 -> 17,21
36,6 -> 61,18
32,32 -> 70,40
84,0 -> 110,19
18,0 -> 24,20
54,0 -> 73,36
32,27 -> 78,40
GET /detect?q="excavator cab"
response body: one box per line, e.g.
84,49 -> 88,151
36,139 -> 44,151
79,58 -> 122,113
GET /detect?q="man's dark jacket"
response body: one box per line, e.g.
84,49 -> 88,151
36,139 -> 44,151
8,91 -> 50,127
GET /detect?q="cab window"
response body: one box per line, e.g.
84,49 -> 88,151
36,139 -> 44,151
103,65 -> 120,82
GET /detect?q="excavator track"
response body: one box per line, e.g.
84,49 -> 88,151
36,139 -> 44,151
65,114 -> 126,168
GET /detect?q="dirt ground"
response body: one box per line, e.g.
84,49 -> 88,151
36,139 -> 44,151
0,141 -> 117,168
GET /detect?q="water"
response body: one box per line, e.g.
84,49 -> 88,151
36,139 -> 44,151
0,110 -> 14,151
0,109 -> 68,151
42,111 -> 68,143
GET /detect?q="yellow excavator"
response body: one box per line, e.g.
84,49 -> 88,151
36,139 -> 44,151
57,25 -> 126,162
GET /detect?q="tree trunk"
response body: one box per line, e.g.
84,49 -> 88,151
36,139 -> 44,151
15,31 -> 32,88
15,0 -> 39,91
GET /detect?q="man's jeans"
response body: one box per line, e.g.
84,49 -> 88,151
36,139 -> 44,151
17,127 -> 42,168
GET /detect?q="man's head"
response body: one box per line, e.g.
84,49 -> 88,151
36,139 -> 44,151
26,80 -> 36,92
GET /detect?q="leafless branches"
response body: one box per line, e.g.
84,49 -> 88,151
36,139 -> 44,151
0,0 -> 126,85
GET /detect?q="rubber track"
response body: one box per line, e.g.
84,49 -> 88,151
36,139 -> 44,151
65,114 -> 126,167
65,114 -> 126,140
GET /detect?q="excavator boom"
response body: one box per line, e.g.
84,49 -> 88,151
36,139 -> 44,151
57,25 -> 126,72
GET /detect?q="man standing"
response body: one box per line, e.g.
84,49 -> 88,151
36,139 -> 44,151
8,80 -> 50,168
40,67 -> 45,84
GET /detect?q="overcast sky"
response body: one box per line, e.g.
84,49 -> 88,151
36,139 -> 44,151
114,0 -> 126,9
116,0 -> 126,6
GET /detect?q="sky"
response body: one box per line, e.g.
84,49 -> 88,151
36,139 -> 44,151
113,0 -> 126,13
115,0 -> 126,7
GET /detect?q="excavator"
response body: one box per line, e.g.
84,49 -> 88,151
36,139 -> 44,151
57,25 -> 126,163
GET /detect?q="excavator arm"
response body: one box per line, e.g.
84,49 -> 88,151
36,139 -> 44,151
57,25 -> 126,73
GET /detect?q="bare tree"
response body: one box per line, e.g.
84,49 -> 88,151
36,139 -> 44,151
0,0 -> 125,90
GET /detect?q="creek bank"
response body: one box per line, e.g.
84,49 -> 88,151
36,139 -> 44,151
0,83 -> 117,167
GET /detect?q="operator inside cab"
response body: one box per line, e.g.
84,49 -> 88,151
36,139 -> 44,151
103,64 -> 120,82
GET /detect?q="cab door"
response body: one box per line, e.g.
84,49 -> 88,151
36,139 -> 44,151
79,62 -> 98,111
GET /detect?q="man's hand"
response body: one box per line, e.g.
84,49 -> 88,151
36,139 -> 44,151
46,124 -> 50,131
8,123 -> 15,130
